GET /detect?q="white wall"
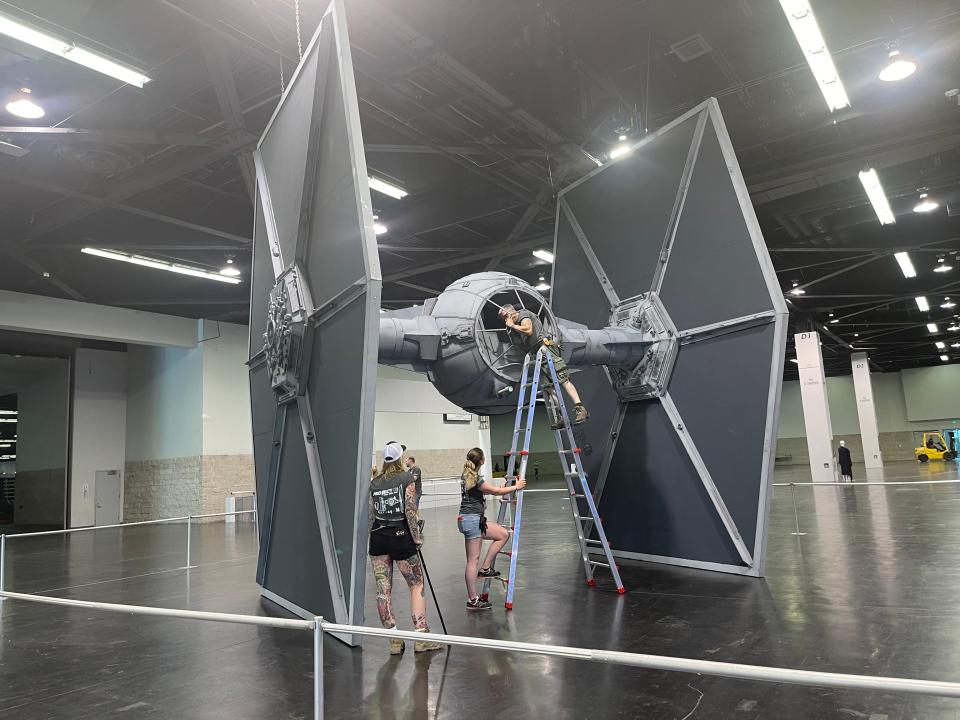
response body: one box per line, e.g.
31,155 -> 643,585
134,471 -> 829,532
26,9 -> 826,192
200,320 -> 253,456
70,349 -> 127,527
125,344 -> 202,462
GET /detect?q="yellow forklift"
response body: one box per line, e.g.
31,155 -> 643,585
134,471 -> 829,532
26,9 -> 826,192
914,431 -> 957,462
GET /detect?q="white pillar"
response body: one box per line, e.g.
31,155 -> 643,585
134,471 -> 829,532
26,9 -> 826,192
851,352 -> 883,469
795,331 -> 836,482
477,416 -> 493,478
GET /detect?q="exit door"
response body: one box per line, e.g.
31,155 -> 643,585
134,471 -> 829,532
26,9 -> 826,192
94,470 -> 121,526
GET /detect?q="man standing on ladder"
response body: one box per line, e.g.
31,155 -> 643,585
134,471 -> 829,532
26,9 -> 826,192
499,304 -> 589,427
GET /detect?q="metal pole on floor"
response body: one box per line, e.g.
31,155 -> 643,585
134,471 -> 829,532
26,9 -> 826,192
186,516 -> 193,568
0,534 -> 5,598
789,484 -> 806,537
313,617 -> 324,720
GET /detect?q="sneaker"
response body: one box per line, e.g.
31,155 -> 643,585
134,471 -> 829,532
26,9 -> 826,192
414,628 -> 444,653
389,638 -> 405,655
477,567 -> 501,578
466,596 -> 493,611
573,404 -> 589,425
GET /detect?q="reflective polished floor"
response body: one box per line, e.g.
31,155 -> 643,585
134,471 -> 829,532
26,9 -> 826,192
3,461 -> 960,718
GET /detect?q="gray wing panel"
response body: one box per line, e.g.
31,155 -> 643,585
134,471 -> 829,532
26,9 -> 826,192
302,29 -> 368,306
565,367 -> 620,491
256,46 -> 322,269
249,190 -> 273,359
668,322 -> 778,551
263,402 -> 336,616
658,115 -> 773,330
550,207 -> 614,328
306,293 -> 371,591
598,400 -> 743,566
561,115 -> 699,300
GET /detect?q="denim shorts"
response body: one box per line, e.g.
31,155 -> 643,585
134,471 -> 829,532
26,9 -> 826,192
457,513 -> 483,540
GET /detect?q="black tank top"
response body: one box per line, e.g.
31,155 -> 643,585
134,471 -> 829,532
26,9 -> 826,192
370,471 -> 414,525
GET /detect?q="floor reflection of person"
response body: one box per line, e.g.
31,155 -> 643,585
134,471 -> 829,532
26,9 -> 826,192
368,441 -> 444,656
837,440 -> 853,483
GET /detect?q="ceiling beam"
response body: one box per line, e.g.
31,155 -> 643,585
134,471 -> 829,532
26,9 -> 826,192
365,143 -> 550,158
10,255 -> 86,302
383,235 -> 550,282
0,127 -> 211,147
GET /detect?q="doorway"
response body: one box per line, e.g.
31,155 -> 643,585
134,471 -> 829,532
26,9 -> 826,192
94,470 -> 121,526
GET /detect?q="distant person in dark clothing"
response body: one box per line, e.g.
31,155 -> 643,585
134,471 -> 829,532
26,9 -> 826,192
837,440 -> 853,483
404,455 -> 423,508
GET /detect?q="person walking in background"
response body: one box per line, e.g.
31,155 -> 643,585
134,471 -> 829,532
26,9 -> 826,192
368,441 -> 443,655
837,440 -> 853,483
405,455 -> 423,508
457,447 -> 525,610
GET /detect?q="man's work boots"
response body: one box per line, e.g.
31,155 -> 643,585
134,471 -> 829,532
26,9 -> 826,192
573,404 -> 590,425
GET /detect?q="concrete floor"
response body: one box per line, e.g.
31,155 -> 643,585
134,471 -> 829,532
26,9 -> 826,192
2,461 -> 960,718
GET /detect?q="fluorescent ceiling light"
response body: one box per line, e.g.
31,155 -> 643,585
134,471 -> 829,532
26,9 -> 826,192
0,139 -> 29,157
878,51 -> 916,82
609,144 -> 631,160
0,418 -> 15,423
535,281 -> 551,292
778,0 -> 850,111
829,319 -> 839,324
858,169 -> 895,225
934,260 -> 953,273
0,410 -> 15,415
915,296 -> 929,311
618,134 -> 627,141
927,323 -> 938,333
532,249 -> 555,264
0,455 -> 15,460
368,177 -> 407,199
894,252 -> 916,278
0,13 -> 151,87
936,341 -> 946,349
949,325 -> 960,332
789,358 -> 799,364
953,343 -> 960,349
913,193 -> 939,213
941,355 -> 949,362
5,98 -> 44,119
373,222 -> 388,235
81,247 -> 241,284
789,287 -> 805,295
219,266 -> 241,277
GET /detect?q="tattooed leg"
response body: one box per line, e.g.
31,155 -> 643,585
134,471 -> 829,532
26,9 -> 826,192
371,555 -> 396,629
397,555 -> 427,629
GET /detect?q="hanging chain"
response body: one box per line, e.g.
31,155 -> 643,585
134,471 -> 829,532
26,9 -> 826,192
294,0 -> 303,58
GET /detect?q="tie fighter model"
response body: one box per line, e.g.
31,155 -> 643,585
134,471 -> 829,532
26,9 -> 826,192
248,0 -> 787,642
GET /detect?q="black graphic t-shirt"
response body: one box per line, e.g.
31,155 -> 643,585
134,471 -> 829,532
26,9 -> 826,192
514,309 -> 545,353
370,471 -> 415,524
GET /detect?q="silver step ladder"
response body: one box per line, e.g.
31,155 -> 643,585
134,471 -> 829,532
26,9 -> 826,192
480,347 -> 625,608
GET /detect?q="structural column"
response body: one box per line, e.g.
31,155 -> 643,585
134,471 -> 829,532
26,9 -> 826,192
851,352 -> 883,469
795,332 -> 836,482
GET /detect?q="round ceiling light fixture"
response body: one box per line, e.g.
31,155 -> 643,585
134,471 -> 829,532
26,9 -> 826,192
942,297 -> 956,309
219,255 -> 241,277
878,50 -> 917,82
5,93 -> 44,119
934,257 -> 953,273
913,193 -> 939,213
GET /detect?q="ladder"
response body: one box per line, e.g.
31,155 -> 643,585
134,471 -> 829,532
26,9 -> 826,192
480,347 -> 625,608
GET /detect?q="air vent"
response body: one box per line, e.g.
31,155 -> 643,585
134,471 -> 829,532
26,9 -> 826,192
670,34 -> 712,63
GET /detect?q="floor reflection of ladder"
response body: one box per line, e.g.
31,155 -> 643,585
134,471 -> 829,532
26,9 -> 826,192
481,347 -> 625,608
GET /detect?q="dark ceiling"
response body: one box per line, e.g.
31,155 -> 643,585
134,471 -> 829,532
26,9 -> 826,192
0,0 -> 959,378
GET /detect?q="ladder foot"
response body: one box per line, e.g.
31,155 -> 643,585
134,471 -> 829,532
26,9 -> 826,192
504,602 -> 513,610
586,579 -> 595,587
617,587 -> 626,594
480,593 -> 489,602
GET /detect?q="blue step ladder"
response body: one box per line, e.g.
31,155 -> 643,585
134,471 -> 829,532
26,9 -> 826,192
481,347 -> 625,608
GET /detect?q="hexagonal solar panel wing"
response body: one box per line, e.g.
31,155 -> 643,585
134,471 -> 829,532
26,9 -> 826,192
552,98 -> 788,575
248,0 -> 381,638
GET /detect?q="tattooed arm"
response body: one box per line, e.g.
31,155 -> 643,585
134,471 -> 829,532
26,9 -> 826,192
405,482 -> 422,545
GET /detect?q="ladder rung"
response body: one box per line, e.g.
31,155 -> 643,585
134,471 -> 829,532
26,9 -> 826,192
498,550 -> 513,556
501,499 -> 517,504
570,493 -> 586,499
584,539 -> 602,546
559,448 -> 583,455
589,561 -> 610,568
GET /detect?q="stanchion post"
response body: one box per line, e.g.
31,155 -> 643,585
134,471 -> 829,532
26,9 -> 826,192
314,617 -> 324,720
0,534 -> 5,598
790,483 -> 806,537
186,516 -> 193,568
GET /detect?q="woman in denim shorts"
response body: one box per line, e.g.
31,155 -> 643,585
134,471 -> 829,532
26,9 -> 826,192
457,447 -> 526,610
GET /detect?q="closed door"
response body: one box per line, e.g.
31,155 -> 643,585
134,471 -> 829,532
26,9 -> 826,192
94,470 -> 121,526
